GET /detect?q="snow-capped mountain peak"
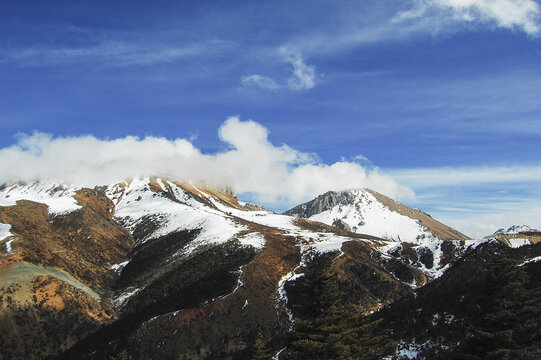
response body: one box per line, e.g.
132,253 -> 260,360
493,225 -> 540,235
284,188 -> 469,243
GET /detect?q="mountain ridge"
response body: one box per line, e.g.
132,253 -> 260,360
0,178 -> 537,359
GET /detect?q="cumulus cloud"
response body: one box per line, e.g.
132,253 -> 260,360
0,117 -> 413,207
395,0 -> 541,36
241,75 -> 281,90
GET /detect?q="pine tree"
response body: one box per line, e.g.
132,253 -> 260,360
289,270 -> 355,359
109,350 -> 132,360
288,265 -> 395,360
253,332 -> 271,360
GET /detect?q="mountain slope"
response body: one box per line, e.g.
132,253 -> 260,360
285,189 -> 475,280
1,179 -> 534,360
368,241 -> 541,359
1,178 -> 426,359
0,183 -> 132,359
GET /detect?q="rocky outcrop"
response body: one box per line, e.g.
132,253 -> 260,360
284,191 -> 356,218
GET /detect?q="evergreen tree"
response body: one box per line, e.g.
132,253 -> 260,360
253,332 -> 271,360
109,350 -> 132,360
287,254 -> 395,360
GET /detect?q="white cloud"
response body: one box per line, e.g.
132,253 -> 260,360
396,0 -> 541,36
282,0 -> 541,59
0,118 -> 413,207
282,49 -> 318,91
241,49 -> 319,92
3,40 -> 216,67
241,75 -> 281,90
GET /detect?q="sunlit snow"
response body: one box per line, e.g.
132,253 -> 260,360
0,223 -> 13,253
0,181 -> 81,215
308,190 -> 435,242
237,232 -> 266,249
107,178 -> 245,250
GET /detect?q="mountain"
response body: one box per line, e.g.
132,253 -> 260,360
284,189 -> 469,242
0,179 -> 539,359
356,240 -> 541,359
493,224 -> 540,235
284,189 -> 474,279
485,224 -> 541,248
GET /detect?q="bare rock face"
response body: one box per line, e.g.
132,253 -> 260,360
332,218 -> 352,232
284,191 -> 355,218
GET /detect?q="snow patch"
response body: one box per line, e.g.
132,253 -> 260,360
4,239 -> 14,253
392,340 -> 424,359
506,238 -> 531,248
519,256 -> 541,266
0,223 -> 12,241
113,286 -> 141,308
276,259 -> 307,328
304,233 -> 351,254
111,260 -> 129,272
1,223 -> 13,253
0,181 -> 81,215
272,347 -> 286,360
237,232 -> 266,249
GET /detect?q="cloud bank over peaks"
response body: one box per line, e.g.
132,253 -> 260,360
0,117 -> 413,207
396,0 -> 541,36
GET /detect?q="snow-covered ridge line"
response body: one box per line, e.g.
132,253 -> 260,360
0,181 -> 81,215
493,224 -> 540,235
107,178 -> 246,248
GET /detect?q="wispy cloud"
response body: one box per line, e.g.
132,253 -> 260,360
282,0 -> 541,58
241,75 -> 281,91
395,0 -> 541,36
387,164 -> 541,237
389,165 -> 541,189
241,48 -> 319,92
1,40 -> 219,68
281,49 -> 318,91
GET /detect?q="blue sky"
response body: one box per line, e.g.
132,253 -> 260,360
1,0 -> 540,237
